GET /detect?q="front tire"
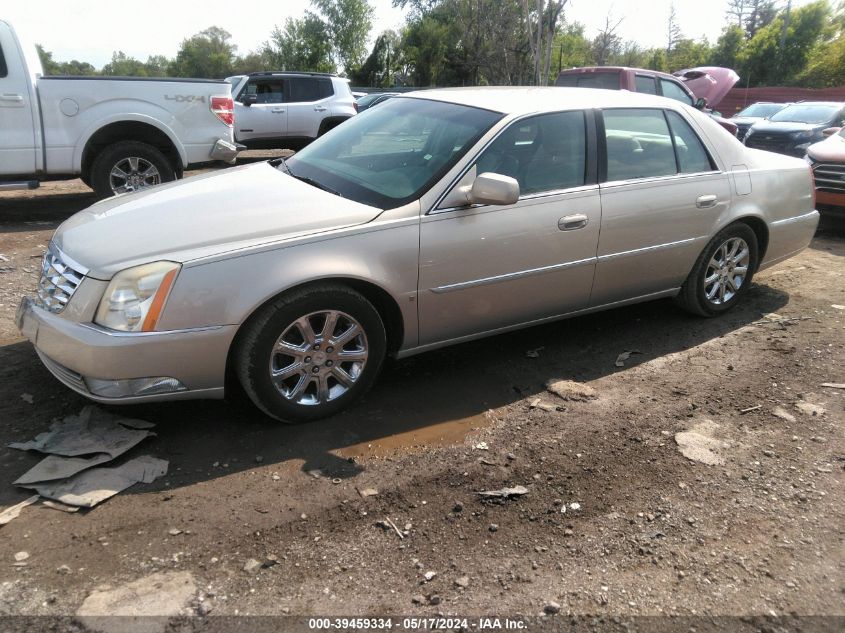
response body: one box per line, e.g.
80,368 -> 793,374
675,223 -> 759,317
234,285 -> 387,423
90,141 -> 175,198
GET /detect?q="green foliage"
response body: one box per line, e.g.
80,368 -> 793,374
312,0 -> 375,73
710,25 -> 745,69
170,26 -> 238,78
351,30 -> 402,86
265,14 -> 336,73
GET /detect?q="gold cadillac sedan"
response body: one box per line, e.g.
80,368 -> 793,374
18,88 -> 819,422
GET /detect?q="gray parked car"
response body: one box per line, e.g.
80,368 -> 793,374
17,88 -> 818,422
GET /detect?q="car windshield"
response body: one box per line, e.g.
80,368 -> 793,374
769,104 -> 838,124
356,94 -> 381,107
735,103 -> 784,118
284,98 -> 502,209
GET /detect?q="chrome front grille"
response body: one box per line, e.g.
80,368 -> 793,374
813,163 -> 845,194
36,244 -> 86,314
745,133 -> 790,153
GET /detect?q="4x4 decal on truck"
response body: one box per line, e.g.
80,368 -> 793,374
164,95 -> 207,103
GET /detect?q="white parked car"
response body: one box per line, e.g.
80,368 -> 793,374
17,88 -> 818,423
0,19 -> 238,197
226,72 -> 357,149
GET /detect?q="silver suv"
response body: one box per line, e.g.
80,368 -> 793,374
226,72 -> 357,150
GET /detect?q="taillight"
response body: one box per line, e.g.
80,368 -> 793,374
210,96 -> 234,126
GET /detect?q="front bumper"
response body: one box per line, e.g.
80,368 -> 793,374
209,138 -> 240,164
16,297 -> 236,404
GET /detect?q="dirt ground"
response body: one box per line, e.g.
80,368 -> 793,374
0,166 -> 842,630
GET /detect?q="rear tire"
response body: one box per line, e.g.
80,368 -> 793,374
675,223 -> 759,317
90,141 -> 175,199
234,285 -> 387,423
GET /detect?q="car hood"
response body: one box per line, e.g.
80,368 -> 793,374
54,162 -> 383,279
674,66 -> 739,108
748,121 -> 820,134
807,133 -> 845,162
732,116 -> 762,125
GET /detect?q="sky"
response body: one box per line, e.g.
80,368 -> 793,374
5,0 -> 818,68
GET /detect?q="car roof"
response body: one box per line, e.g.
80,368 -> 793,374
402,86 -> 688,115
788,101 -> 844,106
558,66 -> 681,81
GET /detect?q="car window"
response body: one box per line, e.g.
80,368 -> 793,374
665,111 -> 715,174
603,108 -> 677,181
474,111 -> 586,195
659,79 -> 693,105
635,75 -> 657,95
287,77 -> 323,103
245,80 -> 284,104
0,44 -> 7,78
556,72 -> 620,90
318,78 -> 334,99
286,98 -> 502,209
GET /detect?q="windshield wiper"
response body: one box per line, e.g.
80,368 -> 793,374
293,175 -> 343,198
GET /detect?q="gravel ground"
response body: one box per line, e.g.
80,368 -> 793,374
0,169 -> 842,631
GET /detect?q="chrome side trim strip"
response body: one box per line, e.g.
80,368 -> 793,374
430,257 -> 596,294
770,210 -> 819,227
597,237 -> 700,263
78,323 -> 225,338
398,288 -> 680,359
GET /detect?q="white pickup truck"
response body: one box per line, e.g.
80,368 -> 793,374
0,19 -> 239,197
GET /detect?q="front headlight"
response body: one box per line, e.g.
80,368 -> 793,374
792,130 -> 813,139
95,261 -> 181,332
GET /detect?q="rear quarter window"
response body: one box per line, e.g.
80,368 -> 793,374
288,78 -> 323,102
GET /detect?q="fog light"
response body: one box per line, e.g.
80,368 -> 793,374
85,376 -> 187,398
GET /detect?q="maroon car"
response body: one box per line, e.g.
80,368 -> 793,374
555,66 -> 739,136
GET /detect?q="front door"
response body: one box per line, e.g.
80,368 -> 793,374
233,78 -> 288,143
0,32 -> 37,175
418,111 -> 601,346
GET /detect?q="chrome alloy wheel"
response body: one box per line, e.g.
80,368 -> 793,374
703,237 -> 750,305
109,156 -> 161,194
269,310 -> 368,406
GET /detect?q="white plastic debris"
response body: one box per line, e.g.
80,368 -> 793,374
477,485 -> 529,499
0,496 -> 39,526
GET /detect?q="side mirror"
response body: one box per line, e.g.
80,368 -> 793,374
694,97 -> 707,110
468,172 -> 520,206
822,127 -> 841,137
240,93 -> 258,107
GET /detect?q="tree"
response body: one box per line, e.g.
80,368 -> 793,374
521,1 -> 567,85
709,25 -> 745,69
36,45 -> 60,75
101,51 -> 149,76
265,14 -> 335,72
738,0 -> 829,85
726,0 -> 749,29
170,26 -> 237,78
552,22 -> 593,74
351,30 -> 402,86
592,13 -> 623,66
666,3 -> 682,54
401,13 -> 452,85
312,0 -> 375,74
745,0 -> 778,38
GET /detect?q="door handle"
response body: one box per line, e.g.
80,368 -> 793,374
271,107 -> 285,113
314,106 -> 328,112
0,94 -> 24,103
696,194 -> 718,208
558,214 -> 588,231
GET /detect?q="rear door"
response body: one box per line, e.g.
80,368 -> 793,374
0,29 -> 37,175
418,110 -> 601,345
592,107 -> 731,306
233,77 -> 287,143
285,77 -> 332,139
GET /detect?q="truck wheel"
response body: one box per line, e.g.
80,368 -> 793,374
90,141 -> 175,198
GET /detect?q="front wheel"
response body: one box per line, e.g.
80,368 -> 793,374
90,141 -> 176,198
234,285 -> 387,423
675,224 -> 759,317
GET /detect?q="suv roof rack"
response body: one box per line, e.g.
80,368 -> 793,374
247,71 -> 339,78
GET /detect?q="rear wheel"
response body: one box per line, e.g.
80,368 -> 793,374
234,285 -> 387,423
90,141 -> 175,198
675,223 -> 759,317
